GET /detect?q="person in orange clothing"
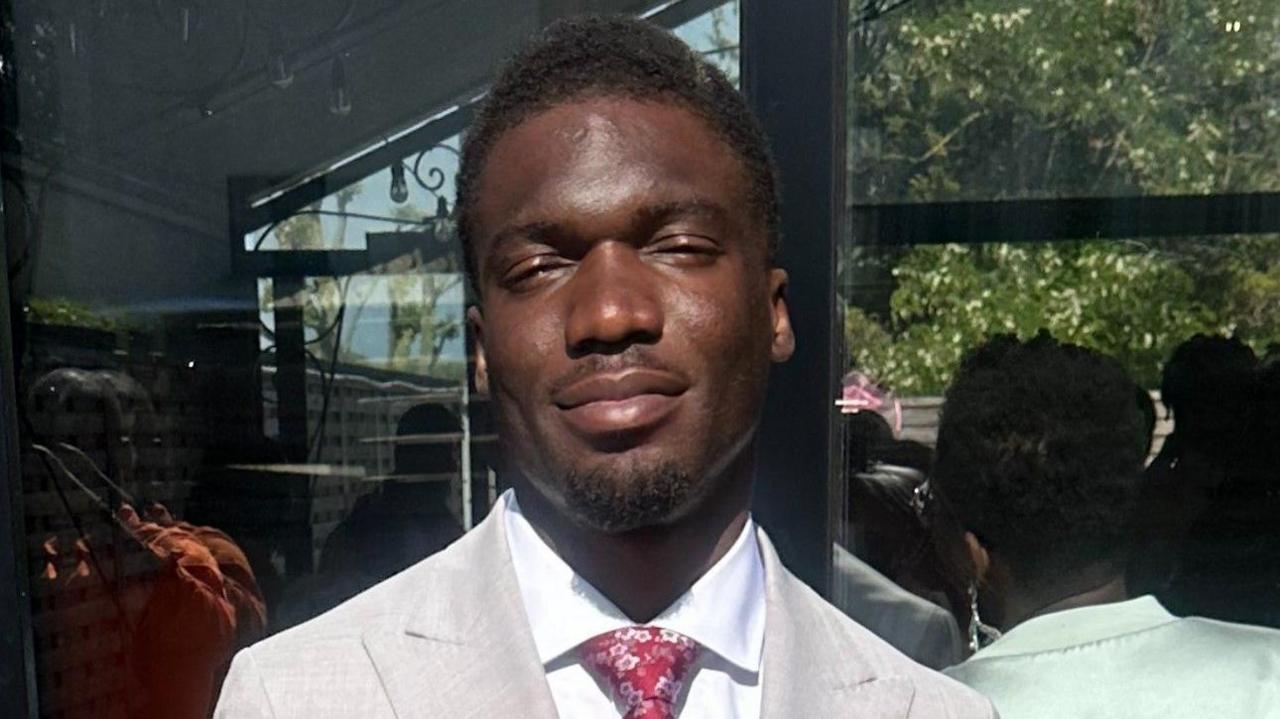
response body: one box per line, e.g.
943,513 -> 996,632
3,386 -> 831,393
120,503 -> 267,719
30,367 -> 267,718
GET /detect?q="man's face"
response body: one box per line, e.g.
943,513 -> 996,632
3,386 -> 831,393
468,97 -> 793,533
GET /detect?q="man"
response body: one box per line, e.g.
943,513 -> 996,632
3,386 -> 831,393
934,333 -> 1280,718
215,16 -> 994,718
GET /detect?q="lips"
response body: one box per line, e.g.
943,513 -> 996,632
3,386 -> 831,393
552,368 -> 689,439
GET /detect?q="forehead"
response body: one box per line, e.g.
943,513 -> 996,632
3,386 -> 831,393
470,97 -> 755,245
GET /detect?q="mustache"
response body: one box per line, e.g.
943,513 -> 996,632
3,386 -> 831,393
547,348 -> 682,394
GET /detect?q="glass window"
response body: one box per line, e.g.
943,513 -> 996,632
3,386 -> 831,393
839,0 -> 1280,684
1,2 -> 739,716
849,0 -> 1280,204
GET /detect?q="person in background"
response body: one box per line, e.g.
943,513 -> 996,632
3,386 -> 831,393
935,332 -> 1280,719
273,403 -> 465,629
27,367 -> 267,719
834,410 -> 967,669
323,403 -> 465,584
1128,334 -> 1260,600
215,16 -> 993,719
1159,338 -> 1280,628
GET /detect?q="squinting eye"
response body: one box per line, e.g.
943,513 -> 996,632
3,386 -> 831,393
648,235 -> 722,261
501,255 -> 572,289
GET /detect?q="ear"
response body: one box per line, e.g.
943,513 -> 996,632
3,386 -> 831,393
964,531 -> 990,585
467,306 -> 489,396
767,268 -> 794,363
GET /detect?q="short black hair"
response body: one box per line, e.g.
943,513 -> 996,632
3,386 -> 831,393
455,15 -> 780,292
932,332 -> 1148,591
1159,333 -> 1258,456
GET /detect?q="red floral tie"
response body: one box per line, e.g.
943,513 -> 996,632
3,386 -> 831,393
578,626 -> 703,719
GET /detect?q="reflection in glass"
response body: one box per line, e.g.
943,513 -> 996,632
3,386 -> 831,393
844,237 -> 1280,396
2,2 -> 742,716
849,1 -> 1280,203
840,0 -> 1280,683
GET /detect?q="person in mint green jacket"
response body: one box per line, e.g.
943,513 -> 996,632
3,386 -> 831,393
930,332 -> 1280,719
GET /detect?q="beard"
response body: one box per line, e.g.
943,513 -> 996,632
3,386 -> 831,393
556,459 -> 698,533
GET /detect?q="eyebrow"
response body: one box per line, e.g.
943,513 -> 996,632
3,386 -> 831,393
486,198 -> 730,255
632,199 -> 730,227
486,221 -> 560,258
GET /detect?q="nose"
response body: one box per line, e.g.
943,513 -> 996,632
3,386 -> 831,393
564,242 -> 664,356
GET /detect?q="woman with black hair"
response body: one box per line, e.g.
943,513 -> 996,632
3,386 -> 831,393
934,333 -> 1280,719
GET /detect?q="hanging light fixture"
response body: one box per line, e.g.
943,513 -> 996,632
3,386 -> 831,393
268,52 -> 294,89
68,20 -> 82,58
389,163 -> 409,204
265,6 -> 292,89
179,4 -> 192,43
328,54 -> 352,116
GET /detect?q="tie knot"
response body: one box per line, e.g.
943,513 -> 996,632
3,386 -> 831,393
578,626 -> 702,719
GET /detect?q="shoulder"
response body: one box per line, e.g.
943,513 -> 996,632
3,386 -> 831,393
942,615 -> 1280,718
944,611 -> 1280,684
217,521 -> 497,712
225,514 -> 488,670
955,611 -> 1280,669
254,523 -> 487,655
830,544 -> 965,668
1171,616 -> 1280,658
767,544 -> 994,718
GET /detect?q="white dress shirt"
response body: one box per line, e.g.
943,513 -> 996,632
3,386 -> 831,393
502,489 -> 765,719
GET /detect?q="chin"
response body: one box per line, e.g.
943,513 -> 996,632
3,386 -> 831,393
553,458 -> 703,534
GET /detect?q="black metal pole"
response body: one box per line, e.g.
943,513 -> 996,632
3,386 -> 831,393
273,277 -> 311,462
742,0 -> 849,594
851,192 -> 1280,247
0,122 -> 39,719
0,0 -> 39,710
0,217 -> 38,719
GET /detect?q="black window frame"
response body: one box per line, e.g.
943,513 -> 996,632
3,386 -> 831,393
0,176 -> 37,719
742,0 -> 850,591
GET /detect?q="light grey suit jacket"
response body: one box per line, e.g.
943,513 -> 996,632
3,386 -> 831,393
832,543 -> 966,670
215,505 -> 996,718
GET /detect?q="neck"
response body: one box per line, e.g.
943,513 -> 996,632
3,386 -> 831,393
516,456 -> 753,622
1001,570 -> 1129,631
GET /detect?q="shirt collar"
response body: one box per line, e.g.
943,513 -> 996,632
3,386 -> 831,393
502,489 -> 765,674
970,594 -> 1178,661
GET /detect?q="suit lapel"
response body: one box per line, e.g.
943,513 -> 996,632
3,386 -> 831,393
758,530 -> 915,718
358,510 -> 918,718
361,508 -> 560,719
